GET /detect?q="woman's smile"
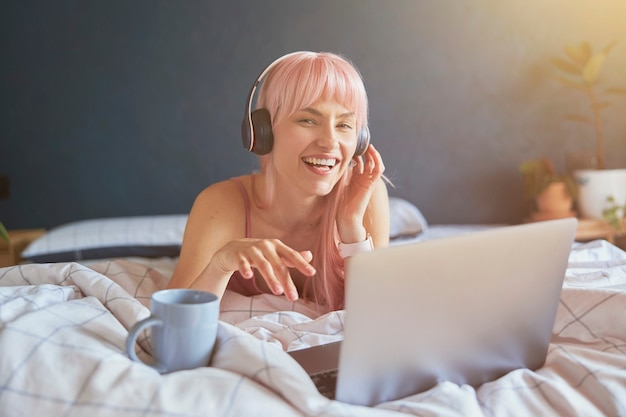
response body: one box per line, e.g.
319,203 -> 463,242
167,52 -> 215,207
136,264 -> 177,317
301,156 -> 339,173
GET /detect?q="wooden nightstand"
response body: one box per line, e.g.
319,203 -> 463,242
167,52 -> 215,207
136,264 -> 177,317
0,229 -> 46,267
575,218 -> 625,244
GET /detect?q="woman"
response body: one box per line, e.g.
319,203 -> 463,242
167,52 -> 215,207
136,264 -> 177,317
168,51 -> 389,312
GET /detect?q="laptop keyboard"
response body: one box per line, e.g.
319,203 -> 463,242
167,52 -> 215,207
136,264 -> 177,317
310,369 -> 338,399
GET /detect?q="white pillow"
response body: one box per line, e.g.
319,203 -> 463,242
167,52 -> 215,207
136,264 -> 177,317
22,200 -> 427,262
389,197 -> 428,240
22,215 -> 188,262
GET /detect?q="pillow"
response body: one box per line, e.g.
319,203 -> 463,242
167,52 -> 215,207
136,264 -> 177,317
388,197 -> 428,240
21,214 -> 188,263
22,201 -> 426,262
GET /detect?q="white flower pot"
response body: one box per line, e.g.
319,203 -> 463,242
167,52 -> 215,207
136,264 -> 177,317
573,169 -> 626,219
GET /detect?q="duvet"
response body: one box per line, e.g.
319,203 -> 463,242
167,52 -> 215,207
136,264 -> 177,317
1,239 -> 625,417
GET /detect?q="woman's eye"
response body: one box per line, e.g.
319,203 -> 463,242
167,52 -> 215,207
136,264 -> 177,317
298,118 -> 315,125
337,123 -> 353,130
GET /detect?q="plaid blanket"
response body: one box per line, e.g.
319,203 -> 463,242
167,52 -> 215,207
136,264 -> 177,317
1,239 -> 625,416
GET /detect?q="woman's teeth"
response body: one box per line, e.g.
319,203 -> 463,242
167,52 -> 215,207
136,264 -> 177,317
302,157 -> 337,168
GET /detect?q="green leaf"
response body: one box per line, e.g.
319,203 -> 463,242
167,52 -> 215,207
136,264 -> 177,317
602,195 -> 625,232
563,114 -> 592,123
603,39 -> 618,55
565,42 -> 592,66
591,102 -> 611,110
552,74 -> 587,91
550,57 -> 582,75
605,86 -> 626,96
0,222 -> 9,245
582,53 -> 606,84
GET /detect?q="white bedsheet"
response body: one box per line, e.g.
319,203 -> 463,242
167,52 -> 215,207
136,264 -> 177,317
1,239 -> 626,416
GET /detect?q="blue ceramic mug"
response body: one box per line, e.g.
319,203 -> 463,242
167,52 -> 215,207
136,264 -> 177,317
126,289 -> 219,373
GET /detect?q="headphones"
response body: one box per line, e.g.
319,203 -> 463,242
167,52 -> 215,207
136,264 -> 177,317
241,52 -> 370,156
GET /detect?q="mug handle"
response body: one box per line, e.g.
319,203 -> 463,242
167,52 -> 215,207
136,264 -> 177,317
126,316 -> 164,372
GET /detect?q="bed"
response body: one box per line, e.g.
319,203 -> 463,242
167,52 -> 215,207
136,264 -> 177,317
1,198 -> 625,416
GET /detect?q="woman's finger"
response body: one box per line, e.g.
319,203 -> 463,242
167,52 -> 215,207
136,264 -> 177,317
369,145 -> 385,177
282,250 -> 316,277
353,155 -> 364,175
225,238 -> 316,302
249,244 -> 288,295
254,240 -> 312,301
238,257 -> 254,279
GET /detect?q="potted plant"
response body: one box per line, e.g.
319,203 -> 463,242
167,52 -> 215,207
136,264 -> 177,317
603,196 -> 625,233
0,222 -> 9,245
519,157 -> 578,221
550,40 -> 626,221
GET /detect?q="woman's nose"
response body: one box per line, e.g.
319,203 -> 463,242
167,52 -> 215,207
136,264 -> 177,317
316,124 -> 340,149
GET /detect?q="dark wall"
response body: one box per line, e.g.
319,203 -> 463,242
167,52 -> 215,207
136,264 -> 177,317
2,0 -> 626,229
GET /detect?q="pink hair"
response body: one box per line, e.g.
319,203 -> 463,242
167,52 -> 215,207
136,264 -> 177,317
255,51 -> 369,311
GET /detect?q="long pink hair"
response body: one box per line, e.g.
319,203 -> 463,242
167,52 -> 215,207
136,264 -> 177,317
255,51 -> 369,311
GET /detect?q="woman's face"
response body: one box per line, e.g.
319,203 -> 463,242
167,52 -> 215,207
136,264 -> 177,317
270,98 -> 358,197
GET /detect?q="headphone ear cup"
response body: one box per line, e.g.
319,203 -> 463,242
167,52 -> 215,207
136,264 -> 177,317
250,109 -> 273,155
353,126 -> 370,157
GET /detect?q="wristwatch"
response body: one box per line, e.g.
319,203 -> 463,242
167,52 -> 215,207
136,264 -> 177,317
338,235 -> 374,258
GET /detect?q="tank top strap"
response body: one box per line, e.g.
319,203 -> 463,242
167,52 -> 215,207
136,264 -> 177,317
230,177 -> 252,238
227,177 -> 263,296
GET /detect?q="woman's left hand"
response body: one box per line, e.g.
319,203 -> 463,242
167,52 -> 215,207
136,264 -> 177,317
336,143 -> 385,243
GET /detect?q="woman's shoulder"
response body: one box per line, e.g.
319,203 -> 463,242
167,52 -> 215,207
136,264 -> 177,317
186,176 -> 252,234
192,175 -> 252,211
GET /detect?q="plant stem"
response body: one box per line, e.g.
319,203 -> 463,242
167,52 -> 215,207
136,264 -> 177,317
587,86 -> 605,169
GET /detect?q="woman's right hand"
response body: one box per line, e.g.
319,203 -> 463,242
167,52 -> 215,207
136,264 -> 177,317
208,238 -> 316,301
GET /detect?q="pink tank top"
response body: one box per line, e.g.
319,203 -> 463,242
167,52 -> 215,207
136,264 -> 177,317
226,177 -> 263,296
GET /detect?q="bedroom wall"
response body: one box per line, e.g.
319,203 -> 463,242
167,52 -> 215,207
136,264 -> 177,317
2,0 -> 626,229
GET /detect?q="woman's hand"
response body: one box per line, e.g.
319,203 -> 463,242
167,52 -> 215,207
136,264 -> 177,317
337,144 -> 385,243
206,238 -> 316,301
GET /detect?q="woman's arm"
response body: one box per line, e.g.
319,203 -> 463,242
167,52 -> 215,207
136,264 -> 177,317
168,181 -> 315,300
364,177 -> 390,249
167,182 -> 241,294
336,144 -> 389,247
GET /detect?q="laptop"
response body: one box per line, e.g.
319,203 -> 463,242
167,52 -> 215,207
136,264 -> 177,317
288,218 -> 577,406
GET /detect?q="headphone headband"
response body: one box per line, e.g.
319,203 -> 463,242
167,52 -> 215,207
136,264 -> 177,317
241,52 -> 370,156
241,52 -> 302,154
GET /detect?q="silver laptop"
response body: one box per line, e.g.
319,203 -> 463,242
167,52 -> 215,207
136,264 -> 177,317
288,218 -> 577,406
